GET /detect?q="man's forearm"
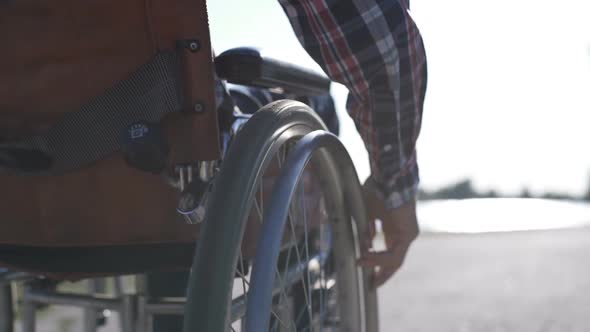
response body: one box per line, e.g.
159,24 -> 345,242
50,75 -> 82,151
279,0 -> 427,207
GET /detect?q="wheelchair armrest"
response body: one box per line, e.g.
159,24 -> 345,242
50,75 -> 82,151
215,47 -> 331,96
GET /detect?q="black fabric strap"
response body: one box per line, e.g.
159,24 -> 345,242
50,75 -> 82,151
0,52 -> 183,175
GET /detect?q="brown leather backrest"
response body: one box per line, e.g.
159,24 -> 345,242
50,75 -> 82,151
0,0 -> 219,248
0,0 -> 154,138
0,0 -> 220,161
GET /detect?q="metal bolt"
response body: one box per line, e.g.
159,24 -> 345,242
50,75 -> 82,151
193,102 -> 205,113
188,41 -> 200,52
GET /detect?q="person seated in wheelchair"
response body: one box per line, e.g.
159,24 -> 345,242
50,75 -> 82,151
222,0 -> 427,288
0,0 -> 426,330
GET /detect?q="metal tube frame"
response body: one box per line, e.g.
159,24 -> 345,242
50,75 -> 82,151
4,278 -> 195,332
16,279 -> 138,332
83,279 -> 102,332
0,251 -> 315,332
0,283 -> 13,332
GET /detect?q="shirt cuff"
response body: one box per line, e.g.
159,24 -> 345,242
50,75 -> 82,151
372,161 -> 420,210
383,182 -> 419,210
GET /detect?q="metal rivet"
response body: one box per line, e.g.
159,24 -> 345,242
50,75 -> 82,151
193,102 -> 205,113
189,41 -> 200,52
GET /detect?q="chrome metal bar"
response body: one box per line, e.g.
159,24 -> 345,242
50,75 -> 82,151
146,315 -> 154,332
0,284 -> 13,332
83,280 -> 100,332
179,167 -> 186,191
96,257 -> 310,329
187,165 -> 193,183
138,298 -> 186,332
22,285 -> 36,332
0,271 -> 34,286
199,160 -> 217,182
230,294 -> 246,323
120,295 -> 136,332
134,275 -> 147,332
144,301 -> 184,315
23,291 -> 122,311
136,295 -> 149,332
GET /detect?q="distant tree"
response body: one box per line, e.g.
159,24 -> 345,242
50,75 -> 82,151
484,190 -> 499,198
429,179 -> 477,200
519,188 -> 532,198
541,192 -> 576,201
419,177 -> 588,202
417,188 -> 432,201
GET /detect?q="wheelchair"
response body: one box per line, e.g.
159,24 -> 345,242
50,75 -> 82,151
0,1 -> 378,331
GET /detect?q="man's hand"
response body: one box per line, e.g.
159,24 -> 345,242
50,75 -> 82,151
357,180 -> 419,288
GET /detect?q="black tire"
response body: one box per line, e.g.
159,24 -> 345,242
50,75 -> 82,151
182,100 -> 377,331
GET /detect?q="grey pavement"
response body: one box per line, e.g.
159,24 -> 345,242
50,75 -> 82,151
378,227 -> 590,331
13,227 -> 590,331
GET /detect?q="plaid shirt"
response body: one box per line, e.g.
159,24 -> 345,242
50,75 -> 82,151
279,0 -> 427,209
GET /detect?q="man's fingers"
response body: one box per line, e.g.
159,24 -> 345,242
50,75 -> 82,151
372,267 -> 395,289
357,243 -> 405,270
357,250 -> 395,268
360,221 -> 375,252
357,238 -> 412,288
368,218 -> 376,239
358,232 -> 414,264
358,190 -> 419,287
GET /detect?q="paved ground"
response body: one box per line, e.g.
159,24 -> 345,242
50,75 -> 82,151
379,227 -> 590,331
13,227 -> 590,331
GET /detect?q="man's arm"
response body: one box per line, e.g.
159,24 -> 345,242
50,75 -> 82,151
279,0 -> 427,287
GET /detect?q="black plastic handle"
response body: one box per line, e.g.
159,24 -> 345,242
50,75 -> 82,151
215,47 -> 331,96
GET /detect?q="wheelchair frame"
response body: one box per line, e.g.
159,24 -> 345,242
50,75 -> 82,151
1,46 -> 377,332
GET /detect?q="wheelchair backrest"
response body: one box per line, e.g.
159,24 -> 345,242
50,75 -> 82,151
0,0 -> 219,277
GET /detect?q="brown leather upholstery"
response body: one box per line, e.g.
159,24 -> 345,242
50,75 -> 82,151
0,0 -> 220,276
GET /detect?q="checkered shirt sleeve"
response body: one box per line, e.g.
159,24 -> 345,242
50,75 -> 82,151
279,0 -> 428,209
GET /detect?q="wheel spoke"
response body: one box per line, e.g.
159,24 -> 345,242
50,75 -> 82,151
273,264 -> 291,326
301,178 -> 314,328
254,180 -> 264,224
319,218 -> 325,328
239,252 -> 248,296
270,307 -> 289,330
281,241 -> 294,288
287,201 -> 313,330
294,301 -> 309,329
277,145 -> 286,169
259,181 -> 264,221
270,313 -> 279,332
235,269 -> 250,287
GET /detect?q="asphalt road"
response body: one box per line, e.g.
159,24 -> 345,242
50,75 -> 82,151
13,227 -> 590,331
378,227 -> 590,331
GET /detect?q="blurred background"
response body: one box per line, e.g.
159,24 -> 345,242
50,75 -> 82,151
207,0 -> 590,330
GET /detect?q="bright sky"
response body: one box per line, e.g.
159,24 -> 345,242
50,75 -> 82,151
207,0 -> 590,196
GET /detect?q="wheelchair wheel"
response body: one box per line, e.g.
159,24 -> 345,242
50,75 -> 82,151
245,130 -> 379,332
183,100 -> 377,331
